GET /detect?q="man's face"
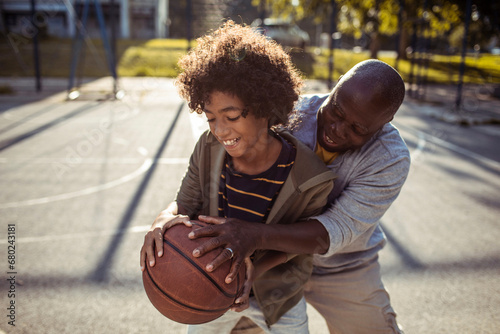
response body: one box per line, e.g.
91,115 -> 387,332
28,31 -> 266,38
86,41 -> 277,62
316,81 -> 393,153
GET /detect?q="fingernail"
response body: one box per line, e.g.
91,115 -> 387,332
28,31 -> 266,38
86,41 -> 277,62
140,266 -> 144,271
206,264 -> 213,272
193,249 -> 200,257
226,277 -> 233,284
188,232 -> 194,238
149,260 -> 155,267
186,220 -> 192,226
158,250 -> 163,257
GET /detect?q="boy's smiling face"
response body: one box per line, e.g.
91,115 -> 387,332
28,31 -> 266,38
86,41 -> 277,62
204,91 -> 270,162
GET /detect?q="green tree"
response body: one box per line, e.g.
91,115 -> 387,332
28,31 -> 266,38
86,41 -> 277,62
253,0 -> 497,59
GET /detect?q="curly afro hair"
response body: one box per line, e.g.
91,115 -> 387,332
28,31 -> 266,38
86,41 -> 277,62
175,20 -> 303,127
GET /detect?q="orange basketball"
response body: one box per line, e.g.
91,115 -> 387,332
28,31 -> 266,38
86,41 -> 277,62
142,221 -> 245,324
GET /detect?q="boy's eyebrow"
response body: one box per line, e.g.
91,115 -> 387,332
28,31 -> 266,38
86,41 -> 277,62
203,106 -> 244,114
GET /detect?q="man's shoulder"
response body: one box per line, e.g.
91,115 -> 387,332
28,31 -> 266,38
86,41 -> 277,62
377,123 -> 410,153
296,94 -> 329,114
354,123 -> 410,166
340,123 -> 409,166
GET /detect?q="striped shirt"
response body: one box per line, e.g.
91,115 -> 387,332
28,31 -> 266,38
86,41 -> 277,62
218,133 -> 296,223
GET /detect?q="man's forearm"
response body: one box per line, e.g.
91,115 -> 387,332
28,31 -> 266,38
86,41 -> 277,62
256,219 -> 330,255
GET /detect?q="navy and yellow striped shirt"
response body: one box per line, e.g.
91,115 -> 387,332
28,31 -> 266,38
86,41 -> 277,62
218,134 -> 296,223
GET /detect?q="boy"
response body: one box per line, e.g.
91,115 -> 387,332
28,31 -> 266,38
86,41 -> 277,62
140,21 -> 335,333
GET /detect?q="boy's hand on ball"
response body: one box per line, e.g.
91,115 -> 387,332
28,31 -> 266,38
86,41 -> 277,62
140,210 -> 190,271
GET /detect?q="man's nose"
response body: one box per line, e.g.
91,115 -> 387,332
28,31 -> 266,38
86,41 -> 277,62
332,121 -> 347,139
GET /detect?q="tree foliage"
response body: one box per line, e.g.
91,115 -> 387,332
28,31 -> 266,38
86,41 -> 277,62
255,0 -> 499,53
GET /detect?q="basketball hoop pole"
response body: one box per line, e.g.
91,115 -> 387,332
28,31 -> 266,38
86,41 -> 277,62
67,0 -> 118,99
455,0 -> 472,111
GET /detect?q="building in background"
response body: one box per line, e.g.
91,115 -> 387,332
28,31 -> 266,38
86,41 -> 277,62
0,0 -> 261,40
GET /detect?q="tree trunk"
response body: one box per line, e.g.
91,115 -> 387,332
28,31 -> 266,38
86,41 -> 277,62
369,31 -> 381,59
397,25 -> 410,60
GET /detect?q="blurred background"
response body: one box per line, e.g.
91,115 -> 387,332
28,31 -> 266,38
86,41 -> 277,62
0,1 -> 500,334
0,0 -> 499,104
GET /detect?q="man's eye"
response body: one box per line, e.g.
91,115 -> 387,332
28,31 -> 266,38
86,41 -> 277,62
328,105 -> 342,119
207,118 -> 215,123
353,126 -> 367,136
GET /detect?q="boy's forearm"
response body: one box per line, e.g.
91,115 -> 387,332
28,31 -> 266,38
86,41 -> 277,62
256,219 -> 330,255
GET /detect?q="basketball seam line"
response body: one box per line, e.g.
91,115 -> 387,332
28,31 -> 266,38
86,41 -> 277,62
164,239 -> 238,299
145,266 -> 229,313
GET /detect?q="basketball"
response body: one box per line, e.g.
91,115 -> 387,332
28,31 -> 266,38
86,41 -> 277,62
142,220 -> 246,324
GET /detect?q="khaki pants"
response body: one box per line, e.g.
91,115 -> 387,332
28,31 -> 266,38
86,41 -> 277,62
232,258 -> 402,334
304,258 -> 402,334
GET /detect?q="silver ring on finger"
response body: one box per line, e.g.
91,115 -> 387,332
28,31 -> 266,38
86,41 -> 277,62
226,247 -> 234,259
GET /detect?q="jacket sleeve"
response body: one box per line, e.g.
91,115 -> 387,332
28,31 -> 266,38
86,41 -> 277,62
314,141 -> 411,258
175,134 -> 206,218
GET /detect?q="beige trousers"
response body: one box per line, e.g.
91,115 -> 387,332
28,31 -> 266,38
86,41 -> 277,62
232,258 -> 402,334
303,258 -> 402,334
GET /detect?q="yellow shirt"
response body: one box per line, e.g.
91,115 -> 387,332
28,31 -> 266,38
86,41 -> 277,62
315,142 -> 339,165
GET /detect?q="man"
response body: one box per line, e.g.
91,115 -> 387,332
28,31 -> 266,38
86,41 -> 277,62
190,59 -> 410,333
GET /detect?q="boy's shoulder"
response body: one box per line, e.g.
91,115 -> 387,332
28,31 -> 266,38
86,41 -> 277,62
277,129 -> 335,182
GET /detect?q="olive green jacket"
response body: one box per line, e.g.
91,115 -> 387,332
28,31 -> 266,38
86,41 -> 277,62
176,129 -> 335,326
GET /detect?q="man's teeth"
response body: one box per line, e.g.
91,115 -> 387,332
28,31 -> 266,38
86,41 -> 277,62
325,135 -> 334,144
223,138 -> 239,145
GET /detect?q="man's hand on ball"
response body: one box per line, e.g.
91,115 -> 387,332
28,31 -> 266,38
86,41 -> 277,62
188,215 -> 262,284
231,257 -> 254,312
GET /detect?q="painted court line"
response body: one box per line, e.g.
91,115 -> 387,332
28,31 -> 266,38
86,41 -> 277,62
394,122 -> 500,171
0,159 -> 152,209
0,225 -> 152,244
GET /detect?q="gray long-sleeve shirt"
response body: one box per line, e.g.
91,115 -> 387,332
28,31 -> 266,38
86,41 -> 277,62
289,94 -> 411,274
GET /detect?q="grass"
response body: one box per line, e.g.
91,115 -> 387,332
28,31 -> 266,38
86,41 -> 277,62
1,36 -> 499,85
302,48 -> 500,85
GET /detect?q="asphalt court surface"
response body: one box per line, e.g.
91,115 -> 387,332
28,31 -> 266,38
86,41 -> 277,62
0,77 -> 499,333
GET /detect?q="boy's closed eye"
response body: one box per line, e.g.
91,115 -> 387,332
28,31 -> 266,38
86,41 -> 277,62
206,114 -> 242,123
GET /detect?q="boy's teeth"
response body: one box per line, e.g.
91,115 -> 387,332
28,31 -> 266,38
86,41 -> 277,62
326,135 -> 334,143
224,138 -> 238,145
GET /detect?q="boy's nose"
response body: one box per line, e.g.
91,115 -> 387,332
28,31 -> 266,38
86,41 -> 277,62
214,122 -> 229,138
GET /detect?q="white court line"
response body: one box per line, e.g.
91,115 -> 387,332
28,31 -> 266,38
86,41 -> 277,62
0,157 -> 188,164
0,105 -> 200,210
0,225 -> 151,244
0,157 -> 189,209
394,122 -> 500,172
410,133 -> 427,161
0,159 -> 152,209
